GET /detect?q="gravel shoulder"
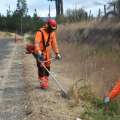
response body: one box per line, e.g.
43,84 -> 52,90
0,39 -> 27,120
0,39 -> 84,120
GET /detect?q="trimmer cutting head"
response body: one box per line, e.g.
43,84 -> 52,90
60,90 -> 70,99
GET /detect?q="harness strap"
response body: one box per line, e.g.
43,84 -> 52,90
39,30 -> 50,51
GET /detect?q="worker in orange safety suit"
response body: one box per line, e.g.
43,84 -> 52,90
104,80 -> 120,105
34,18 -> 61,89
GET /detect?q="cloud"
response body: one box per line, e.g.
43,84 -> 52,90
0,0 -> 110,17
27,0 -> 56,16
0,0 -> 16,15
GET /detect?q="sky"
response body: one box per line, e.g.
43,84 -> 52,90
0,0 -> 110,17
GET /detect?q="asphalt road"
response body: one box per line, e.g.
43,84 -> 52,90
0,39 -> 12,61
0,39 -> 26,120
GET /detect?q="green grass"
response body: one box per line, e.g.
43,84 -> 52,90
5,32 -> 12,37
81,97 -> 120,120
69,78 -> 120,120
71,80 -> 120,120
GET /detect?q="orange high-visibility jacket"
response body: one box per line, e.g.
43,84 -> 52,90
108,80 -> 120,100
34,27 -> 59,66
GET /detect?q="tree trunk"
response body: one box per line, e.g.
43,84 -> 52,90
61,0 -> 63,15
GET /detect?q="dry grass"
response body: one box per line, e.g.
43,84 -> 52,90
59,41 -> 120,99
0,31 -> 15,38
57,20 -> 120,119
57,19 -> 120,104
22,20 -> 120,120
57,19 -> 120,45
58,19 -> 120,31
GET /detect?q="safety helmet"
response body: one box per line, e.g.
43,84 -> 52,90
47,18 -> 57,31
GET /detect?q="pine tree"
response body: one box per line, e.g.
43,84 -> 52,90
16,0 -> 28,17
33,9 -> 37,18
7,5 -> 11,17
13,0 -> 28,33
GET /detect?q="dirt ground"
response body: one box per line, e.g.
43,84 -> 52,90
23,39 -> 120,120
1,37 -> 120,120
0,38 -> 93,120
23,47 -> 85,120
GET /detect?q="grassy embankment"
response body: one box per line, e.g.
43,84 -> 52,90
24,19 -> 120,120
57,19 -> 120,120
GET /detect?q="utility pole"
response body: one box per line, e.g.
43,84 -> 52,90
56,0 -> 59,15
20,16 -> 23,35
104,5 -> 107,17
98,8 -> 101,18
61,0 -> 63,15
48,0 -> 63,16
89,10 -> 92,20
113,3 -> 116,14
48,4 -> 51,17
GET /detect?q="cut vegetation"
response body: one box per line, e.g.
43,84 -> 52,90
23,20 -> 120,120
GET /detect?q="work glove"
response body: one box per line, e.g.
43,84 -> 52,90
103,96 -> 110,105
38,53 -> 44,62
55,53 -> 62,60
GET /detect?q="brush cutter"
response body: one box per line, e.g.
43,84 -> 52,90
38,58 -> 69,99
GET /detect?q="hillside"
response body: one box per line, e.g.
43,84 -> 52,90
57,19 -> 120,119
23,20 -> 120,120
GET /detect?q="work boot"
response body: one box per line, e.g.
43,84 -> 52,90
44,76 -> 49,81
39,76 -> 48,89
